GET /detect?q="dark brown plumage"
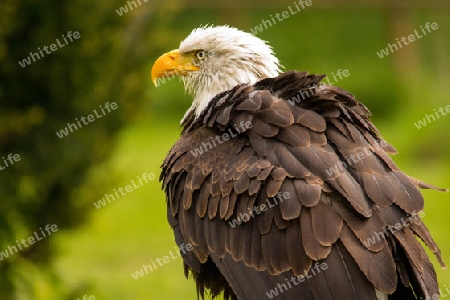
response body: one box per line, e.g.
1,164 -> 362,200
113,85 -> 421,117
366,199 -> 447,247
161,71 -> 445,299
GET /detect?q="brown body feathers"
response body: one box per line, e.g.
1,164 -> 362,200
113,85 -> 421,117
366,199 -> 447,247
161,71 -> 444,300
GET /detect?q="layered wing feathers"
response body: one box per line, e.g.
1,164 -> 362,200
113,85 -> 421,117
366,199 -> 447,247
161,71 -> 444,299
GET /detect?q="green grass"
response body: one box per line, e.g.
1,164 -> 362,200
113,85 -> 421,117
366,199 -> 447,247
54,116 -> 198,299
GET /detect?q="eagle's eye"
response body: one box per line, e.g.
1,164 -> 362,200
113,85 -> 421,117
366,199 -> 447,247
195,50 -> 206,60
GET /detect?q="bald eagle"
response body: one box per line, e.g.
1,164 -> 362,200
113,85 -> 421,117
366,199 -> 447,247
153,25 -> 445,300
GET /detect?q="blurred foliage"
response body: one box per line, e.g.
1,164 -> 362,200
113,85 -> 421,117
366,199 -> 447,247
0,0 -> 449,299
0,0 -> 157,298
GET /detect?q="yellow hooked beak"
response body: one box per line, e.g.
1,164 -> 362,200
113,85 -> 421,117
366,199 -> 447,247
151,49 -> 200,86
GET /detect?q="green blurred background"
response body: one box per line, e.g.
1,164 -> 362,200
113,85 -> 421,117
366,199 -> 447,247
1,0 -> 449,299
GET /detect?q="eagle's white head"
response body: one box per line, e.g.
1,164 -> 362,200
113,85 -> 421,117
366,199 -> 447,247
151,25 -> 282,122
